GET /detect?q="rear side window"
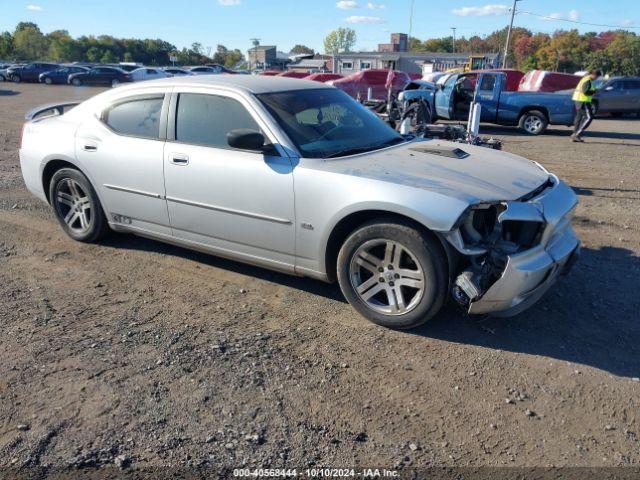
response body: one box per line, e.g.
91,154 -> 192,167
103,96 -> 164,139
624,80 -> 640,89
175,93 -> 261,148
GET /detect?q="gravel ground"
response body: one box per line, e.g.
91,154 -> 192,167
0,83 -> 639,475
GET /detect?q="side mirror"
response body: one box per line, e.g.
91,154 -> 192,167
227,129 -> 266,152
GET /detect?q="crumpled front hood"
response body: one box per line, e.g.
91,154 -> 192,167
312,139 -> 550,203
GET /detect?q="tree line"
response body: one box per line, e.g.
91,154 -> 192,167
409,27 -> 640,76
0,22 -> 245,68
2,21 -> 639,76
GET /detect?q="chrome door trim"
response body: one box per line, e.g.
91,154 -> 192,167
103,183 -> 165,200
165,195 -> 292,225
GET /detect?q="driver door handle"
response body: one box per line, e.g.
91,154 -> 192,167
170,153 -> 189,165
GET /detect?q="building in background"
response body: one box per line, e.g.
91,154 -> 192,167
332,33 -> 500,75
378,33 -> 409,53
247,45 -> 277,70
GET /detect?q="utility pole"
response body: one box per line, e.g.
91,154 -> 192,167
250,38 -> 260,71
502,0 -> 519,68
451,27 -> 456,53
408,0 -> 415,45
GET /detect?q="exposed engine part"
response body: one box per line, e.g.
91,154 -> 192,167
451,249 -> 509,309
453,271 -> 483,305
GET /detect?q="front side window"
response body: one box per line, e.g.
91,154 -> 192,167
258,88 -> 404,158
103,96 -> 164,139
479,75 -> 496,91
175,93 -> 261,148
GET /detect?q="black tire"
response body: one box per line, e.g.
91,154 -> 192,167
43,77 -> 53,85
11,74 -> 21,83
71,77 -> 82,87
49,168 -> 109,243
518,110 -> 548,135
336,219 -> 447,329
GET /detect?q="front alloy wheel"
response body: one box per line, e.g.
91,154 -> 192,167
337,219 -> 447,329
349,239 -> 426,316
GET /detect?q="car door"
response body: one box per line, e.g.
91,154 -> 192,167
475,72 -> 503,122
163,88 -> 296,270
626,80 -> 640,111
435,74 -> 458,119
75,89 -> 172,235
598,81 -> 623,112
86,68 -> 104,85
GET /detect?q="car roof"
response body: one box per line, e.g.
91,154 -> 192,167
119,74 -> 334,94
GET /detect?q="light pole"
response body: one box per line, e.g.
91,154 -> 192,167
451,27 -> 457,54
502,0 -> 519,68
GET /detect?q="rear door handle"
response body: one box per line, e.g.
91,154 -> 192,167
170,153 -> 189,165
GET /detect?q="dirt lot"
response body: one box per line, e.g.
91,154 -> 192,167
0,83 -> 639,474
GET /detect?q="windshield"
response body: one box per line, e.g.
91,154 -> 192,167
257,88 -> 404,158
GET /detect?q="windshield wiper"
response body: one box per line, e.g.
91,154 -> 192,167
326,146 -> 379,158
326,137 -> 406,159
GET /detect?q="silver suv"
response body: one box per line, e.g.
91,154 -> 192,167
19,76 -> 580,329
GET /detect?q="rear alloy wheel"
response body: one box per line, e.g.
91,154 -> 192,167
518,110 -> 548,135
72,78 -> 82,87
44,77 -> 53,85
111,79 -> 120,87
50,168 -> 109,243
337,219 -> 447,329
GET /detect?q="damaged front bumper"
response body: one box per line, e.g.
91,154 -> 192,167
446,176 -> 580,317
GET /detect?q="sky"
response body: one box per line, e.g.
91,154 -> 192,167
1,0 -> 639,54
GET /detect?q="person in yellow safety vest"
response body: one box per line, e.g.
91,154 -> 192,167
571,69 -> 602,142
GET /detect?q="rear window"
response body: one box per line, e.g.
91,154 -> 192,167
103,96 -> 164,139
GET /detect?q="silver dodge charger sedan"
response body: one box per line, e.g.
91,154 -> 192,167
19,75 -> 580,329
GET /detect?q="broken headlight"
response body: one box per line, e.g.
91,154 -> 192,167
447,201 -> 545,255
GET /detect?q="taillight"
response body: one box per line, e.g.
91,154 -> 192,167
18,123 -> 27,150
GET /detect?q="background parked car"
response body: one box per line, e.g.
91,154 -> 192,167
258,70 -> 283,76
593,77 -> 640,116
68,66 -> 131,87
7,62 -> 58,83
276,71 -> 308,79
0,63 -> 24,81
163,67 -> 194,77
327,69 -> 411,100
39,65 -> 89,85
108,63 -> 142,72
189,64 -> 236,75
129,67 -> 169,82
304,72 -> 343,83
